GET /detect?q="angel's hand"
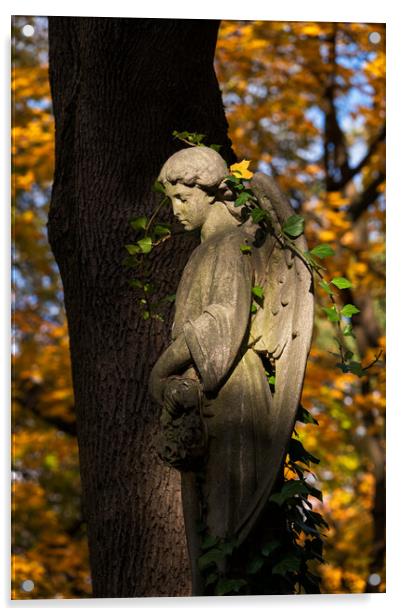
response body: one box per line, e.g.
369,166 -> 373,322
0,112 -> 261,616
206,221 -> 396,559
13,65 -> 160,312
163,377 -> 201,416
149,334 -> 192,404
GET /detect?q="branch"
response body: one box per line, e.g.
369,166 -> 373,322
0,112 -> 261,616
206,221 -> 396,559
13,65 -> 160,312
329,124 -> 386,191
14,380 -> 77,437
348,172 -> 386,221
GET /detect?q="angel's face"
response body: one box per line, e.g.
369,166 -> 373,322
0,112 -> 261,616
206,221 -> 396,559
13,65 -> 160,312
165,182 -> 212,231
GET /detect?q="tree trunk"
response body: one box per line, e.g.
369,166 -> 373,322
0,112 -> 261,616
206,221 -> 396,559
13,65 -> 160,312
47,16 -> 235,597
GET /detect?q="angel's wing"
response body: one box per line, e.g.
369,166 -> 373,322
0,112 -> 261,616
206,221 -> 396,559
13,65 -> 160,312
235,172 -> 314,544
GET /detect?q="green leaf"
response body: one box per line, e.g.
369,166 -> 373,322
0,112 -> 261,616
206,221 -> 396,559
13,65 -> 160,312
282,214 -> 305,238
240,244 -> 252,254
247,556 -> 265,574
272,554 -> 301,577
125,244 -> 141,255
297,405 -> 319,425
221,538 -> 238,556
201,536 -> 219,550
173,130 -> 205,145
268,375 -> 276,385
153,223 -> 171,237
251,207 -> 268,223
310,243 -> 335,258
129,278 -> 143,289
215,578 -> 247,596
143,282 -> 154,294
251,285 -> 264,299
288,438 -> 320,465
250,303 -> 258,314
304,509 -> 330,530
162,293 -> 176,303
343,324 -> 355,337
269,480 -> 310,506
319,280 -> 334,296
331,277 -> 353,289
153,180 -> 165,194
142,310 -> 150,320
349,361 -> 365,377
322,306 -> 340,322
341,303 -> 360,317
235,191 -> 251,207
307,485 -> 323,502
130,216 -> 148,231
137,237 -> 153,254
261,539 -> 281,557
198,548 -> 225,571
205,572 -> 218,587
209,144 -> 222,152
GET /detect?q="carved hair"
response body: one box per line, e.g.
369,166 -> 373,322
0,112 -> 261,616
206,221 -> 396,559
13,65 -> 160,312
158,146 -> 229,191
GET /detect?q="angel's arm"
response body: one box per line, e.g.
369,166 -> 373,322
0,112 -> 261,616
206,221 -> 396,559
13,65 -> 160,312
149,333 -> 192,405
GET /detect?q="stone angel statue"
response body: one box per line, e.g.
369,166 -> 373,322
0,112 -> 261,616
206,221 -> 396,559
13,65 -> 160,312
149,146 -> 314,594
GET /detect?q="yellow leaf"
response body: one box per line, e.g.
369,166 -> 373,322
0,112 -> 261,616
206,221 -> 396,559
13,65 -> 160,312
230,159 -> 253,179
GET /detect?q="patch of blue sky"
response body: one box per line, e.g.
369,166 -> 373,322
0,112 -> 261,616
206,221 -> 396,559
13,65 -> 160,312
27,97 -> 51,110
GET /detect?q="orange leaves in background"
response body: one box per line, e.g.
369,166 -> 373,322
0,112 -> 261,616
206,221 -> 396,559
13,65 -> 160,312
216,20 -> 385,594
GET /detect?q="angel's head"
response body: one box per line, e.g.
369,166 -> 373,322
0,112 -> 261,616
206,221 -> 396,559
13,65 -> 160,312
158,147 -> 238,231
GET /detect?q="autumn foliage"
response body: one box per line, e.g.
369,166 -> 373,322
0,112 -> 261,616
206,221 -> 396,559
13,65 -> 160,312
12,17 -> 385,598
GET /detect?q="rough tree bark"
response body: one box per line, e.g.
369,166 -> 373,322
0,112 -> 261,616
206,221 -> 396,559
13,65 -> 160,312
47,17 -> 235,597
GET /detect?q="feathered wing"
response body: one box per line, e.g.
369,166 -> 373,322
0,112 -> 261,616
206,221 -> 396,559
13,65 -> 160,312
235,172 -> 315,544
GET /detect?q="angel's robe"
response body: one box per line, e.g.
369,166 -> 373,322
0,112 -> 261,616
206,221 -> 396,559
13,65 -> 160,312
172,226 -> 275,538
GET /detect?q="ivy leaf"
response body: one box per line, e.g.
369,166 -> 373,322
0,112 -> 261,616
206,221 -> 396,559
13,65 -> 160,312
310,243 -> 335,258
288,438 -> 320,465
235,191 -> 252,207
272,554 -> 301,577
162,294 -> 176,303
198,548 -> 225,571
341,304 -> 360,317
319,280 -> 334,296
297,405 -> 319,425
269,480 -> 311,506
240,244 -> 252,254
225,175 -> 244,191
249,208 -> 265,224
137,237 -> 153,254
261,539 -> 281,557
282,214 -> 305,238
268,375 -> 276,385
221,538 -> 238,556
153,223 -> 171,237
250,303 -> 258,314
322,306 -> 340,322
251,285 -> 264,299
152,180 -> 165,194
343,324 -> 355,337
331,277 -> 353,289
215,578 -> 247,596
247,556 -> 265,574
201,536 -> 219,550
304,509 -> 330,530
349,361 -> 365,377
205,572 -> 218,587
130,216 -> 148,231
125,244 -> 141,255
230,159 -> 253,180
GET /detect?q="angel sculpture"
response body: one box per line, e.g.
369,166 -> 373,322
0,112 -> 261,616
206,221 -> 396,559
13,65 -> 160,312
149,146 -> 314,594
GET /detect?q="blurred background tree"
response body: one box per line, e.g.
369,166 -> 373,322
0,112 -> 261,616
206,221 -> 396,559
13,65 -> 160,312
11,17 -> 385,598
